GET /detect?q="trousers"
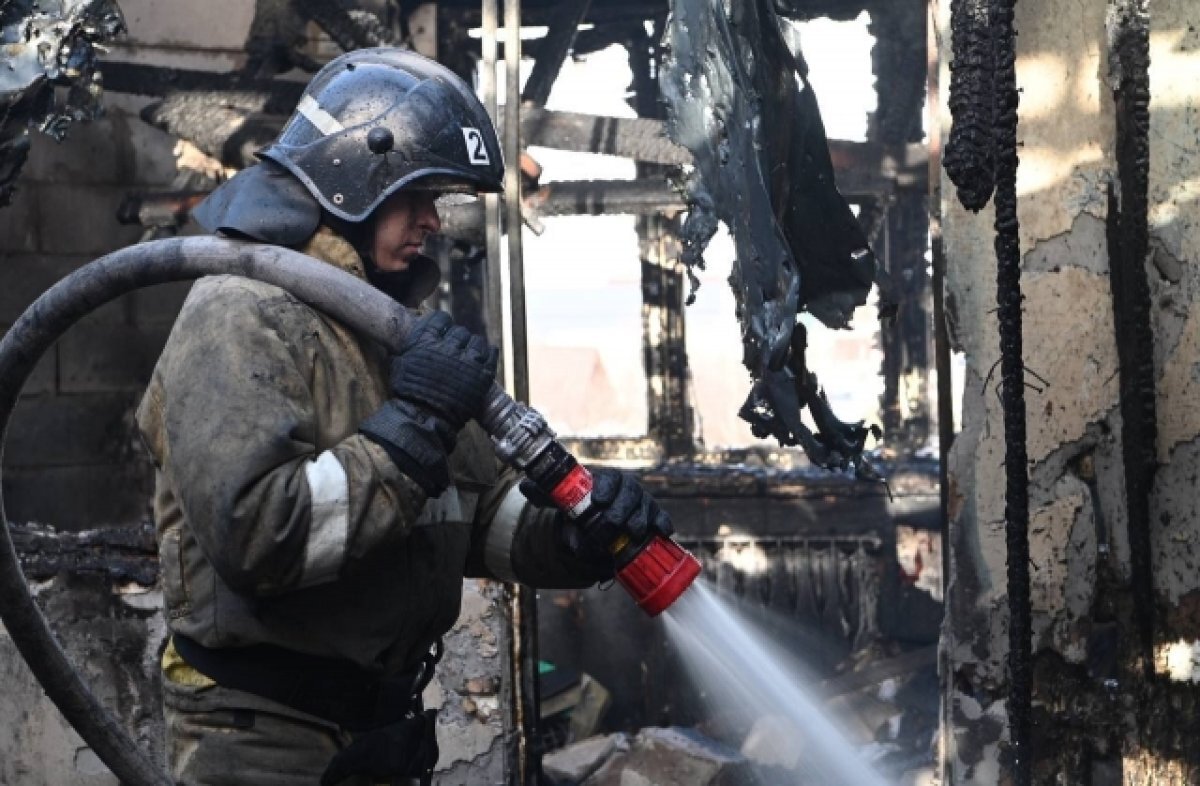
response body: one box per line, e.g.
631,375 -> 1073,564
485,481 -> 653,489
162,676 -> 418,786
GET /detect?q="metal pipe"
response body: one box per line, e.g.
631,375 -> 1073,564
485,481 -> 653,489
481,0 -> 505,363
504,0 -> 529,405
500,8 -> 538,783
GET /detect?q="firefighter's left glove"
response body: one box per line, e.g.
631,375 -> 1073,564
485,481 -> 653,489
320,708 -> 439,786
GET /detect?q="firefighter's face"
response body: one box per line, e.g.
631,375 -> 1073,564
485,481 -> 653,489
370,191 -> 442,273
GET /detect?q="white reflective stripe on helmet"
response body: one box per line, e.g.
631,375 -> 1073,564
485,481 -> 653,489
300,451 -> 350,587
297,95 -> 345,136
484,483 -> 528,583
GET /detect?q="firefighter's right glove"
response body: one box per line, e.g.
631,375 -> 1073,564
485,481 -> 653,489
361,312 -> 498,497
388,310 -> 499,428
521,468 -> 674,570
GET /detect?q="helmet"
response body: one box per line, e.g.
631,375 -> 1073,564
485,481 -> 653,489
259,48 -> 504,223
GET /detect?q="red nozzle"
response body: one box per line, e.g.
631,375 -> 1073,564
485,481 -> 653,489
616,535 -> 702,616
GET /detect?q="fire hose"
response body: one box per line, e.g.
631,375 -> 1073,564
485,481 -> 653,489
0,236 -> 701,785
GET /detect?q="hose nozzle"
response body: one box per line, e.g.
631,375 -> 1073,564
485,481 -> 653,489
481,392 -> 701,615
615,535 -> 702,617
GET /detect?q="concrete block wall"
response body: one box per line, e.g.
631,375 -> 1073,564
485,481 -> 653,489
0,104 -> 187,527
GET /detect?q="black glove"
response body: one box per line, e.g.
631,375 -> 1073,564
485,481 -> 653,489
320,709 -> 439,786
360,399 -> 456,496
362,311 -> 498,496
521,468 -> 674,567
389,310 -> 498,431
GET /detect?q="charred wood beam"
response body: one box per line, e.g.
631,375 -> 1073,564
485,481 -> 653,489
819,645 -> 937,699
442,0 -> 871,24
559,437 -> 664,465
515,107 -> 692,165
521,0 -> 591,107
141,95 -> 283,169
870,0 -> 931,447
117,191 -> 211,229
121,179 -> 689,246
451,25 -> 671,80
527,178 -> 685,216
1106,0 -> 1155,678
12,523 -> 158,586
517,107 -> 929,178
294,0 -> 385,51
100,60 -> 305,109
439,2 -> 667,27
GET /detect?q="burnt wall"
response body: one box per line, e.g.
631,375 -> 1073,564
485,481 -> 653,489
939,0 -> 1200,781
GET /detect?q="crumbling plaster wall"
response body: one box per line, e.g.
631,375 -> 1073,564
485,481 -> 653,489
941,0 -> 1200,781
0,2 -> 508,782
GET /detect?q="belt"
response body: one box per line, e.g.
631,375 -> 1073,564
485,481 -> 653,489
172,634 -> 442,732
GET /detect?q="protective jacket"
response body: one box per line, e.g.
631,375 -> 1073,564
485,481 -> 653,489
137,227 -> 601,678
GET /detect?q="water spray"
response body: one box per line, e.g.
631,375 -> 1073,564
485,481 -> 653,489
0,236 -> 701,785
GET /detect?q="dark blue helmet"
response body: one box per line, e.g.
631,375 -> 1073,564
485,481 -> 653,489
259,47 -> 504,223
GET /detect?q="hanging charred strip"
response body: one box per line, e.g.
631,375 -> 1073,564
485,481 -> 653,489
944,0 -> 997,212
1106,0 -> 1155,677
660,0 -> 879,474
521,0 -> 591,107
989,0 -> 1031,781
945,0 -> 1030,773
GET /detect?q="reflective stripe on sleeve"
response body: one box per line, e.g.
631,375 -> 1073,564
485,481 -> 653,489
300,450 -> 350,587
484,483 -> 528,583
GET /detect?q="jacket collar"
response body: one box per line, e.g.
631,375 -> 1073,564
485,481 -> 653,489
298,226 -> 441,309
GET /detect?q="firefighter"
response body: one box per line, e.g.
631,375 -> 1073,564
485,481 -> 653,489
136,48 -> 672,786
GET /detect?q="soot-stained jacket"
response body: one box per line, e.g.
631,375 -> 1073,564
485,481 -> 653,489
137,227 -> 601,676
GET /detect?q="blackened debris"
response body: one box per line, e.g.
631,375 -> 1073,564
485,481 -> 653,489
944,0 -> 998,211
660,0 -> 879,476
1105,0 -> 1156,676
102,61 -> 305,109
141,93 -> 284,169
0,0 -> 125,205
985,0 -> 1032,780
11,522 -> 158,586
293,0 -> 388,53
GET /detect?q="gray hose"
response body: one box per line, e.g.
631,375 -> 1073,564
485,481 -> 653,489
0,236 -> 468,785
